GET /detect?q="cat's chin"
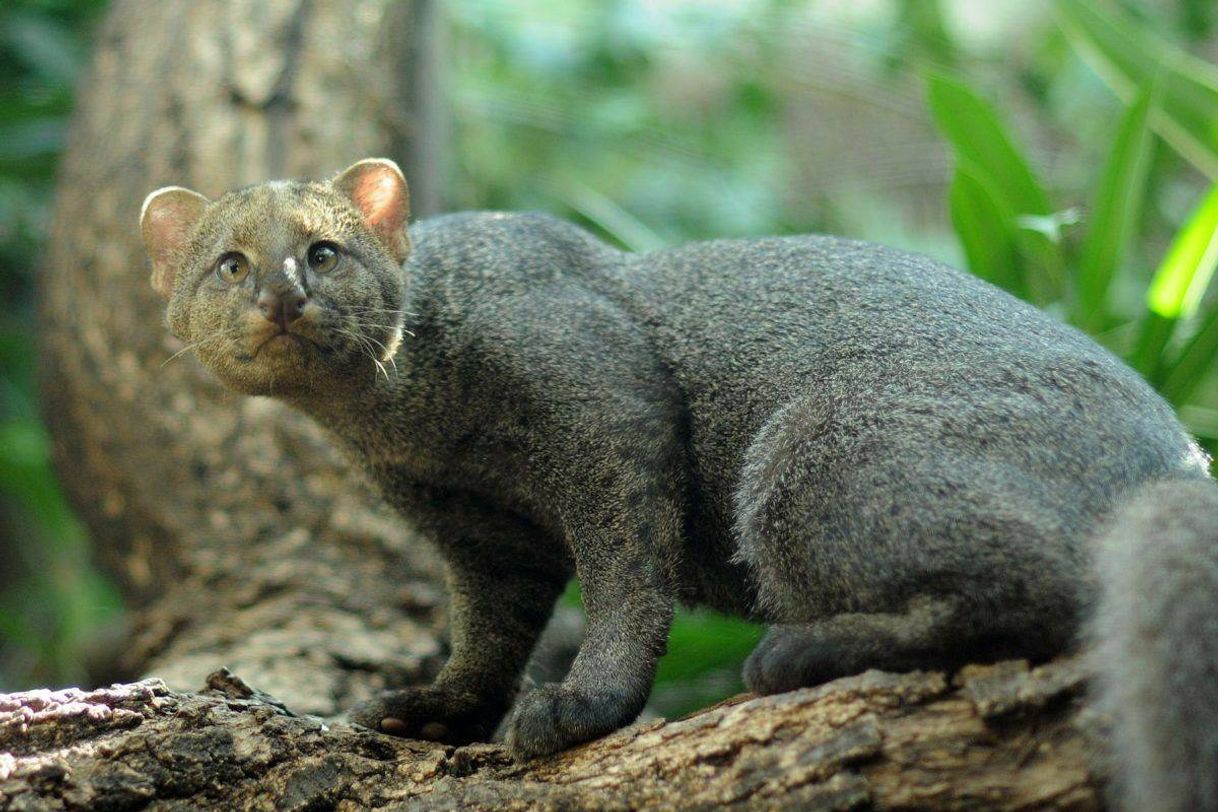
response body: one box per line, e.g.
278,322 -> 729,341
193,340 -> 319,398
252,331 -> 313,360
200,339 -> 379,400
208,364 -> 316,398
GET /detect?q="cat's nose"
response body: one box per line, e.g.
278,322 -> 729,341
257,287 -> 308,327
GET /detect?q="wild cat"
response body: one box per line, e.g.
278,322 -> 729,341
141,159 -> 1218,810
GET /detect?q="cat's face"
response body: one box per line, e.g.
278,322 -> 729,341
141,159 -> 410,398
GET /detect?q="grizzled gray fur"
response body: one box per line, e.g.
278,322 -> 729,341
141,159 -> 1218,810
1090,481 -> 1218,811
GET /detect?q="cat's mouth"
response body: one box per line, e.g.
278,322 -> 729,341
258,332 -> 304,352
259,330 -> 328,354
239,326 -> 327,362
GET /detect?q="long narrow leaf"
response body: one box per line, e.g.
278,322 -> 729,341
1076,85 -> 1155,332
927,73 -> 1053,217
1056,0 -> 1218,179
1179,405 -> 1218,446
949,164 -> 1025,298
1161,300 -> 1218,405
1130,183 -> 1218,380
1129,312 -> 1175,380
927,73 -> 1065,304
892,0 -> 957,70
553,180 -> 667,253
1146,183 -> 1218,320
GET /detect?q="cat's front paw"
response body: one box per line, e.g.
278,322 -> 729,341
349,686 -> 503,745
503,684 -> 637,760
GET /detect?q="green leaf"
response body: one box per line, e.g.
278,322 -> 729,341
1056,0 -> 1218,179
927,72 -> 1065,304
1129,312 -> 1177,380
0,11 -> 86,87
553,180 -> 666,252
1129,183 -> 1218,379
888,0 -> 957,71
1146,183 -> 1218,320
1076,84 -> 1156,332
1180,405 -> 1218,446
655,611 -> 762,684
1161,299 -> 1218,404
948,165 -> 1025,298
927,73 -> 1053,218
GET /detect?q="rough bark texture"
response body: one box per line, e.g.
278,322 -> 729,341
20,0 -> 1110,808
1,659 -> 1103,811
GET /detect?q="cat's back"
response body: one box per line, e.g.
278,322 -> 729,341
408,211 -> 626,298
631,234 -> 1202,530
634,233 -> 1163,414
636,234 -> 1088,370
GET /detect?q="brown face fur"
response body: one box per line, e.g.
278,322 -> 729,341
153,172 -> 409,398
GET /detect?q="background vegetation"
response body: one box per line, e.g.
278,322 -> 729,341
2,0 -> 1217,718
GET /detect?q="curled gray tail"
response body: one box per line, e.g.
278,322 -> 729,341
1091,477 -> 1218,812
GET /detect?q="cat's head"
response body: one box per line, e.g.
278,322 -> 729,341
140,158 -> 411,397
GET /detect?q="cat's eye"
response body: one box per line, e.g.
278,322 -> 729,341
307,242 -> 340,273
215,253 -> 249,285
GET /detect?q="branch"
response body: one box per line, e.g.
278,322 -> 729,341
1,657 -> 1103,811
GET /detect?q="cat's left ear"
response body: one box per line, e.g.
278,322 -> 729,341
332,158 -> 411,263
140,186 -> 210,299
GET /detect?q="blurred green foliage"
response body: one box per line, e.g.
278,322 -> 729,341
1,0 -> 1217,722
449,0 -> 1218,714
930,1 -> 1218,449
446,0 -> 799,246
0,0 -> 119,692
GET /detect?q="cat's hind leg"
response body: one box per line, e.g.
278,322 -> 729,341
744,597 -> 973,694
733,392 -> 1086,695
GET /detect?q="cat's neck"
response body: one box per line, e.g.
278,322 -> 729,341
283,346 -> 417,450
283,281 -> 420,435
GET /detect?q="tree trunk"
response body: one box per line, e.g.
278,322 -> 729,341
39,0 -> 448,716
17,0 -> 1109,808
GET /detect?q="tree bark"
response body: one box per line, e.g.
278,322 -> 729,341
39,0 -> 448,716
1,659 -> 1102,810
21,0 -> 1109,808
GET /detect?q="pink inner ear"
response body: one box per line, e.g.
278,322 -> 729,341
149,203 -> 193,259
141,189 -> 207,261
140,187 -> 209,298
354,170 -> 406,229
333,160 -> 411,262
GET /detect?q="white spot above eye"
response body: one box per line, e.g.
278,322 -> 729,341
282,256 -> 301,284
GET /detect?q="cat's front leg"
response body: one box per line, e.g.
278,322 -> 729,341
503,516 -> 676,759
350,497 -> 570,745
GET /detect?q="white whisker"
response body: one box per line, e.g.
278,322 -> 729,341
335,326 -> 394,383
160,326 -> 243,368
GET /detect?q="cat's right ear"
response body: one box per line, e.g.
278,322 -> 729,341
140,186 -> 210,299
331,159 -> 411,263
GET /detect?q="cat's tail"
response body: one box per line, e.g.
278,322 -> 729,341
1091,476 -> 1218,812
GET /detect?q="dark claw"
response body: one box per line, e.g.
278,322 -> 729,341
348,686 -> 505,745
380,717 -> 409,735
